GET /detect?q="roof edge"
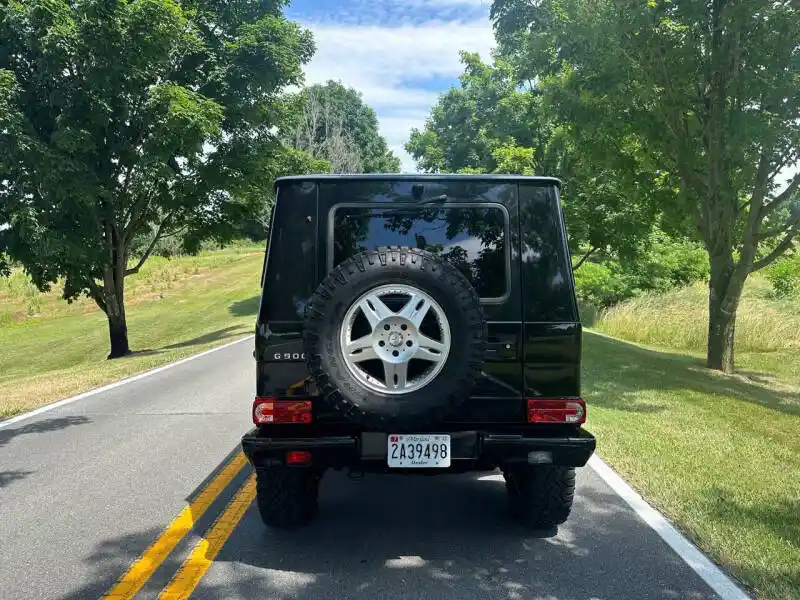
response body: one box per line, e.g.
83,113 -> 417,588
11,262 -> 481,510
275,173 -> 562,186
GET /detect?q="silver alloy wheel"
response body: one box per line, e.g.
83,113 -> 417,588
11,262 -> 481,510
339,283 -> 451,395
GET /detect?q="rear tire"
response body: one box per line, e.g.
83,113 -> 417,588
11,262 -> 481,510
504,466 -> 576,528
255,467 -> 321,529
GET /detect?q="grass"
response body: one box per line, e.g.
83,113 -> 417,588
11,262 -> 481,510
595,275 -> 800,354
585,274 -> 800,600
0,245 -> 265,419
593,273 -> 800,387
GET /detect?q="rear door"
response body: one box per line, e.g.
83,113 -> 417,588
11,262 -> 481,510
318,178 -> 525,423
518,182 -> 582,400
256,180 -> 318,399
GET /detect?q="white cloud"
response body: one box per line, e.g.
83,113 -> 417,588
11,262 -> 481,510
291,0 -> 493,27
381,115 -> 435,171
298,20 -> 496,172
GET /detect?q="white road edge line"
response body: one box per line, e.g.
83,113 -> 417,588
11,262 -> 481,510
0,335 -> 255,430
588,455 -> 751,600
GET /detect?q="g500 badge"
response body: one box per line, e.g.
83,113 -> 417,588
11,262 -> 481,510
271,352 -> 306,361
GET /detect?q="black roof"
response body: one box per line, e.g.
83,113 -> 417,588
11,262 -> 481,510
275,173 -> 562,186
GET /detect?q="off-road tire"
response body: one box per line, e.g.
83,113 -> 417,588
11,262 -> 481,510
255,467 -> 321,529
504,466 -> 576,528
304,245 -> 487,430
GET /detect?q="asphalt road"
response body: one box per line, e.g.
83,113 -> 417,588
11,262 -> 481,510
0,338 -> 726,600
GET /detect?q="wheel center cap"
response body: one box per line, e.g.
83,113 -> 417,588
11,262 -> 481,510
387,331 -> 403,347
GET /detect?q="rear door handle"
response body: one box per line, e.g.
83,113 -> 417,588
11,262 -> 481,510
486,337 -> 517,359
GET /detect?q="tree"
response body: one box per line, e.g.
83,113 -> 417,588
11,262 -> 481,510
285,81 -> 402,173
405,51 -> 664,264
491,0 -> 800,372
0,0 -> 315,358
186,145 -> 331,244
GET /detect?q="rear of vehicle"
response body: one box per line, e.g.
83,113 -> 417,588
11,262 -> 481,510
241,175 -> 595,529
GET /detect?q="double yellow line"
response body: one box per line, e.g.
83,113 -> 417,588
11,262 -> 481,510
103,451 -> 256,600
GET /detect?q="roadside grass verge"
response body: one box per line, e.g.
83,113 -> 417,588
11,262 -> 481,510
594,275 -> 800,354
583,331 -> 800,600
593,272 -> 800,386
0,245 -> 264,419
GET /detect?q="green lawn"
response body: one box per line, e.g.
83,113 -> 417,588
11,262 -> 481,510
0,245 -> 264,418
583,330 -> 800,600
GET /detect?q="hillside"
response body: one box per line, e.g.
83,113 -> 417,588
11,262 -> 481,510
593,274 -> 800,385
0,245 -> 264,419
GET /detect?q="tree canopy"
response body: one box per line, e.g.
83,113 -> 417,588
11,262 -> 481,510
405,51 -> 666,264
285,80 -> 401,173
0,0 -> 316,357
406,0 -> 799,371
487,0 -> 800,371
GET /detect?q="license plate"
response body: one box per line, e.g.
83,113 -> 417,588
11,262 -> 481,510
387,434 -> 451,468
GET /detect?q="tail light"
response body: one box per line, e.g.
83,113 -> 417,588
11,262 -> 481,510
286,450 -> 312,465
253,397 -> 312,425
527,397 -> 586,424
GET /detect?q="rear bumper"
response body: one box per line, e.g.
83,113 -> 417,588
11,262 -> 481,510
241,428 -> 596,473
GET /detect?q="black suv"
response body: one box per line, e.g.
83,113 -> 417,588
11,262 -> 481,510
241,174 -> 596,529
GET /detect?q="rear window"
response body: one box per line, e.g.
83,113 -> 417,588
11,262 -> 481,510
518,183 -> 577,321
260,182 -> 317,322
330,205 -> 510,301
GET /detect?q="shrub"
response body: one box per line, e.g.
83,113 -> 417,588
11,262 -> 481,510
619,233 -> 709,295
129,231 -> 187,259
764,257 -> 800,299
573,233 -> 709,311
573,261 -> 632,308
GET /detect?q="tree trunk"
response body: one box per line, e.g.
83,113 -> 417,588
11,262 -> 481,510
706,287 -> 736,372
107,310 -> 130,359
705,256 -> 746,373
103,262 -> 130,359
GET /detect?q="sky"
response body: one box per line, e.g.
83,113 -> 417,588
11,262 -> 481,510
284,0 -> 497,173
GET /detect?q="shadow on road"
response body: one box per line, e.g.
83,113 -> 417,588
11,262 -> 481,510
0,469 -> 35,489
57,526 -> 177,600
0,416 -> 92,490
53,444 -> 251,600
584,332 -> 800,417
0,415 -> 91,448
191,470 -> 716,600
53,445 -> 723,600
160,325 -> 250,351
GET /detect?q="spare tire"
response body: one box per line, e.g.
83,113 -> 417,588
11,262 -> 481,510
304,246 -> 487,429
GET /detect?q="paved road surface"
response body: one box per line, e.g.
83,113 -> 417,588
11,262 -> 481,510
1,338 -> 726,600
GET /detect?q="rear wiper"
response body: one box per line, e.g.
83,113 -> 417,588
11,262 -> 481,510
380,194 -> 449,218
414,193 -> 448,204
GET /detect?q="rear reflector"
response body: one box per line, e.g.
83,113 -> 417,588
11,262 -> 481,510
286,450 -> 312,465
527,397 -> 586,424
253,398 -> 312,425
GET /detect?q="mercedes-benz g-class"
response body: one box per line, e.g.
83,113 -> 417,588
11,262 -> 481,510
241,174 -> 596,530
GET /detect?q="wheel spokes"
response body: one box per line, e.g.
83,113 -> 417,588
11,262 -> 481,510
346,335 -> 377,362
359,294 -> 394,328
383,360 -> 409,391
415,334 -> 447,362
342,284 -> 451,394
398,293 -> 432,327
